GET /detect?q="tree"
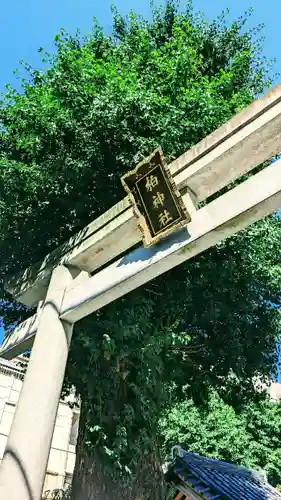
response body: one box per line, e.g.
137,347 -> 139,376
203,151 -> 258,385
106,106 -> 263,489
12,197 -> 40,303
160,391 -> 281,488
0,1 -> 280,498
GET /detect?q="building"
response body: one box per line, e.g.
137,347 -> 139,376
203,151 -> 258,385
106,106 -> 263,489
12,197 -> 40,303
0,356 -> 79,498
166,447 -> 281,500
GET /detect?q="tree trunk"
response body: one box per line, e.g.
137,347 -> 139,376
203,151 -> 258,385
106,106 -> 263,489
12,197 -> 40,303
71,400 -> 167,500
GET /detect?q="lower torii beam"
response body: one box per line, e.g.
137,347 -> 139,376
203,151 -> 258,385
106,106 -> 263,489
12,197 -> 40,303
61,161 -> 281,324
2,159 -> 281,359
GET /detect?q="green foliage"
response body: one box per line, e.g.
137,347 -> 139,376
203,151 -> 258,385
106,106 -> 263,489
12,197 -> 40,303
0,0 -> 280,495
0,1 -> 273,279
160,391 -> 281,487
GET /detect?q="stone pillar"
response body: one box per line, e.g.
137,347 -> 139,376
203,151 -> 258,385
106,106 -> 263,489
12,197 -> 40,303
0,266 -> 75,500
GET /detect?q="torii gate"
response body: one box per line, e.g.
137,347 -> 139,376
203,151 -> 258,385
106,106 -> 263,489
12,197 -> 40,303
0,83 -> 281,500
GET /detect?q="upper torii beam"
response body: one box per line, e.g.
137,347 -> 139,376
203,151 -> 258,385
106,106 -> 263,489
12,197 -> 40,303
6,83 -> 281,308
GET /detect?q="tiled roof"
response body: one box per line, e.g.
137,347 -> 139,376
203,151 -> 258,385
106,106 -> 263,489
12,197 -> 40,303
166,448 -> 281,500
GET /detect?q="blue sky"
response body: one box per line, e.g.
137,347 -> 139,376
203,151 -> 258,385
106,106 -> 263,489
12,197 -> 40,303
0,0 -> 280,95
0,0 -> 280,345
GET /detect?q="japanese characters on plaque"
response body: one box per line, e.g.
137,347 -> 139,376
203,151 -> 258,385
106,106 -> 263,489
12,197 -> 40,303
121,148 -> 191,247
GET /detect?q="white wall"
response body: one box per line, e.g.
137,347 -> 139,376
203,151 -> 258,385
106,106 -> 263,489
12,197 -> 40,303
0,357 -> 78,498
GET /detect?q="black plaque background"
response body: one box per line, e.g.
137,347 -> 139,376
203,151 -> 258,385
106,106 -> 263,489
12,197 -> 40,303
135,164 -> 181,237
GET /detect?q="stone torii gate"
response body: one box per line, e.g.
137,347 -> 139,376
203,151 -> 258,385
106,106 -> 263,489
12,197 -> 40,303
0,83 -> 281,500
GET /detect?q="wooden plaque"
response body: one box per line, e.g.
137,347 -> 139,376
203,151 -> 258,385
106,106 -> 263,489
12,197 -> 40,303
121,148 -> 191,247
